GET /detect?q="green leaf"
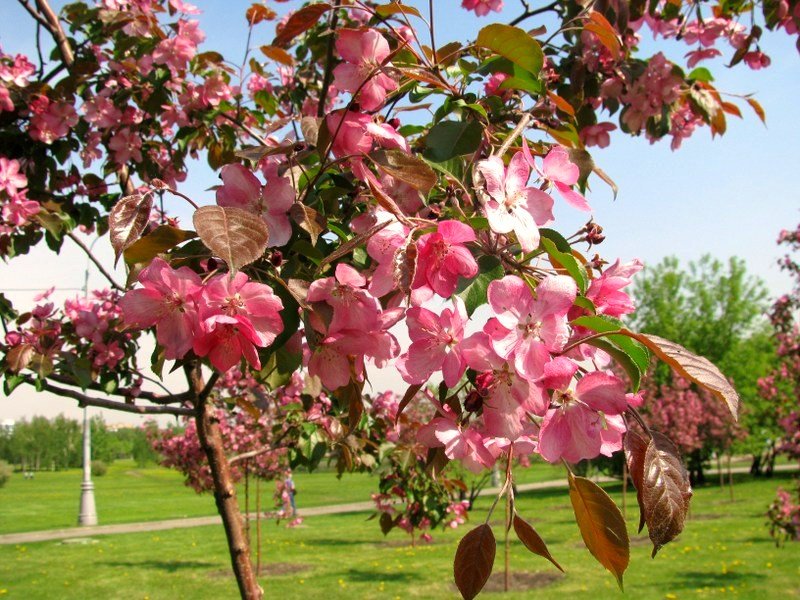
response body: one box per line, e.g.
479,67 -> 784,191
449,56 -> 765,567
476,23 -> 544,76
571,315 -> 651,391
688,67 -> 714,82
540,236 -> 588,294
455,255 -> 503,316
424,121 -> 483,162
123,226 -> 196,266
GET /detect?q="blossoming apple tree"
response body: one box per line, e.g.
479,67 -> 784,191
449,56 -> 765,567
1,0 -> 796,597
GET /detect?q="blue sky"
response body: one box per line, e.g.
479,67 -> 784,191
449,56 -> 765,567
1,0 -> 798,423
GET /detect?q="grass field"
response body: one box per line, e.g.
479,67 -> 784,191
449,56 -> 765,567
1,466 -> 798,599
0,459 -> 568,535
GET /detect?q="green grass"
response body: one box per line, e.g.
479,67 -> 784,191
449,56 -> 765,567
0,460 -> 383,534
0,459 -> 564,534
1,471 -> 798,599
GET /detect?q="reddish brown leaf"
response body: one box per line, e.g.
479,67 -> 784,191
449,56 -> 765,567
623,428 -> 649,533
260,44 -> 294,66
396,66 -> 450,88
289,203 -> 326,245
380,511 -> 395,535
6,343 -> 35,373
395,383 -> 422,422
454,524 -> 496,600
513,514 -> 564,572
246,3 -> 276,24
721,101 -> 742,118
109,192 -> 153,265
375,2 -> 422,18
367,178 -> 413,226
746,97 -> 766,124
273,3 -> 331,47
548,91 -> 576,117
372,149 -> 437,195
192,205 -> 269,272
620,331 -> 740,420
642,431 -> 693,557
393,239 -> 417,295
568,472 -> 630,590
585,11 -> 622,58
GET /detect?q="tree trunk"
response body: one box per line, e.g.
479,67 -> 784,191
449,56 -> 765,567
727,452 -> 734,502
195,395 -> 262,600
256,475 -> 262,577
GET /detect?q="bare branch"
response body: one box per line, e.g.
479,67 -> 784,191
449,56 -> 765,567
47,373 -> 193,405
21,377 -> 194,416
66,232 -> 124,291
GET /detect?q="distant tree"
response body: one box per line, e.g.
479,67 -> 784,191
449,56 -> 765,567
630,255 -> 777,474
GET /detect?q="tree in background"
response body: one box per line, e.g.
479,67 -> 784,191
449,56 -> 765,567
763,223 -> 800,543
630,255 -> 776,478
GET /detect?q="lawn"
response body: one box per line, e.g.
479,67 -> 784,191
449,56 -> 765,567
1,470 -> 798,599
0,459 -> 566,534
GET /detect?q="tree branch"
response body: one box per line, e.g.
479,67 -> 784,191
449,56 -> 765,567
21,377 -> 194,416
509,0 -> 559,27
34,0 -> 74,66
317,0 -> 342,118
66,232 -> 124,291
47,373 -> 193,405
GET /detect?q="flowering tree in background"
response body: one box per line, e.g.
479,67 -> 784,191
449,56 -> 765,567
1,0 -> 796,597
762,224 -> 800,543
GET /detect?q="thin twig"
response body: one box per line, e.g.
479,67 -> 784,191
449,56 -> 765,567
317,0 -> 342,118
494,112 -> 533,157
66,232 -> 123,291
509,0 -> 559,27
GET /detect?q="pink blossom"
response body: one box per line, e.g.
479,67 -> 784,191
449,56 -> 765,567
461,332 -> 546,440
119,257 -> 202,360
108,127 -> 143,165
397,297 -> 468,387
28,97 -> 78,144
485,274 -> 577,380
484,72 -> 509,96
333,29 -> 397,112
215,163 -> 293,247
461,0 -> 503,17
83,95 -> 123,129
579,122 -> 616,148
0,85 -> 13,112
417,401 -> 495,473
538,367 -> 629,463
685,47 -> 722,68
585,258 -> 643,317
476,152 -> 554,252
192,273 -> 284,372
325,110 -> 408,158
0,54 -> 35,87
743,51 -> 771,70
413,220 -> 478,298
0,157 -> 27,196
201,74 -> 233,107
307,264 -> 381,333
538,146 -> 591,211
2,193 -> 40,226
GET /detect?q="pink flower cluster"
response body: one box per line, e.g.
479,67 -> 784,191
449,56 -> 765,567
120,258 -> 284,372
0,157 -> 39,234
305,264 -> 402,390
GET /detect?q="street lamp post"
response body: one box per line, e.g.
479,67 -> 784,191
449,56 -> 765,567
77,237 -> 99,526
77,405 -> 97,526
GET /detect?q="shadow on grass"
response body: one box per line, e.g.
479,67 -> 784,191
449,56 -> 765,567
667,569 -> 757,590
104,559 -> 217,573
345,568 -> 414,582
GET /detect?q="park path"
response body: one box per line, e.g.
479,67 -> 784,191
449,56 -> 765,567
1,464 -> 795,546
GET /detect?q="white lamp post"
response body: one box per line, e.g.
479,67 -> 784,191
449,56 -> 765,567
77,237 -> 99,526
77,405 -> 97,526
